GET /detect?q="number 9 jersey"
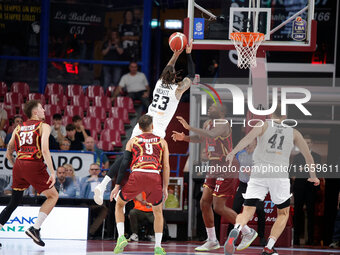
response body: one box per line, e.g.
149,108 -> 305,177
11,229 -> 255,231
14,120 -> 43,161
131,79 -> 180,139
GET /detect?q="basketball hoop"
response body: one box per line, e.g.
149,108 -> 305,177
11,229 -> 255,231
230,32 -> 265,69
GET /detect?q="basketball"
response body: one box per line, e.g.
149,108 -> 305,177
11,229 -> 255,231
169,32 -> 188,52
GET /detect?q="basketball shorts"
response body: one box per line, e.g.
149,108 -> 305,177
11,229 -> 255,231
130,122 -> 166,139
120,170 -> 163,206
12,159 -> 51,194
203,177 -> 238,198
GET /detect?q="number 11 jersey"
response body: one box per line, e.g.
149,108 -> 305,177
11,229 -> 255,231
253,120 -> 294,167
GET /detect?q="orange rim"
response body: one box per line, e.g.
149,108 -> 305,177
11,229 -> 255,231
230,32 -> 265,47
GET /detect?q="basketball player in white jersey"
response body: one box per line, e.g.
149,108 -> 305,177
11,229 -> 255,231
223,106 -> 320,255
93,40 -> 194,205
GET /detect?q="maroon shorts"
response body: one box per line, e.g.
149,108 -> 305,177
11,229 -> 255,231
120,171 -> 163,206
12,159 -> 51,194
204,177 -> 238,198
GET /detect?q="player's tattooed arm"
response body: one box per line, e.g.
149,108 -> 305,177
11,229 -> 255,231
166,48 -> 184,68
175,77 -> 192,100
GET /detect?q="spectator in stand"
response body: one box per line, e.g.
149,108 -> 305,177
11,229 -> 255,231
4,115 -> 23,145
0,106 -> 8,147
72,115 -> 91,143
133,8 -> 143,26
80,163 -> 111,238
54,166 -> 77,198
63,163 -> 81,197
0,175 -> 10,196
83,136 -> 109,169
129,192 -> 154,242
66,123 -> 83,150
119,10 -> 141,60
3,178 -> 35,197
59,138 -> 71,151
292,135 -> 321,245
51,113 -> 66,144
102,30 -> 124,90
113,61 -> 150,110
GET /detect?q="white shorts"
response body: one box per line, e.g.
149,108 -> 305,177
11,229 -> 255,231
130,123 -> 166,139
243,177 -> 291,205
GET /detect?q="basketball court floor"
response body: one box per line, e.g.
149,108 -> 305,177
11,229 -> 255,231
0,239 -> 339,255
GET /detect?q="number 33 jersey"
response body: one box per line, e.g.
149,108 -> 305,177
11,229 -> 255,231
130,133 -> 163,171
147,79 -> 180,135
253,120 -> 294,167
14,120 -> 43,161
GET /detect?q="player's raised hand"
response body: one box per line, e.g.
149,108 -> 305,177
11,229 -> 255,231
176,116 -> 190,130
186,39 -> 193,54
47,173 -> 56,189
172,131 -> 185,142
173,48 -> 184,56
225,152 -> 235,167
307,177 -> 320,186
110,184 -> 120,202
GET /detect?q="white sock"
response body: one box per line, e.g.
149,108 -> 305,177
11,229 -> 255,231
234,223 -> 242,232
100,175 -> 112,189
266,237 -> 277,250
34,212 -> 48,230
241,225 -> 251,235
117,222 -> 124,237
206,227 -> 217,241
155,232 -> 163,248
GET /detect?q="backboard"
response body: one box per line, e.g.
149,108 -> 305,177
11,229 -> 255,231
185,0 -> 317,52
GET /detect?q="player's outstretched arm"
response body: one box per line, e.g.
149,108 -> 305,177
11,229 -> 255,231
110,139 -> 133,201
161,138 -> 170,202
171,131 -> 201,143
41,123 -> 56,188
165,48 -> 184,68
5,126 -> 19,166
293,129 -> 320,186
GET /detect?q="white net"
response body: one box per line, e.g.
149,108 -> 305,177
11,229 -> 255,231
230,32 -> 265,69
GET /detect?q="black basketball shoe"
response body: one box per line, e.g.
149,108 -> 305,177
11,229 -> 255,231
25,226 -> 45,247
262,247 -> 279,255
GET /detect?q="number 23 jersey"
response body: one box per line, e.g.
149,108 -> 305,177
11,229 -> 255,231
130,133 -> 163,171
147,79 -> 180,133
253,120 -> 294,167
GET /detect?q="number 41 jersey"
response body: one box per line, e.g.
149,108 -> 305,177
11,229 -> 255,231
253,120 -> 294,167
147,79 -> 180,133
130,133 -> 163,171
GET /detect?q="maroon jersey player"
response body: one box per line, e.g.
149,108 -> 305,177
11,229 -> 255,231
110,114 -> 169,255
172,103 -> 256,252
0,100 -> 58,247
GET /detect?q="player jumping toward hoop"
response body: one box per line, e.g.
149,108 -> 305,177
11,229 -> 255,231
111,115 -> 169,255
224,106 -> 320,255
94,40 -> 195,206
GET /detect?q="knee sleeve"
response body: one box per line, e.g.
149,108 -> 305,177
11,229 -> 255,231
244,198 -> 260,207
0,190 -> 24,225
277,198 -> 290,209
107,154 -> 123,178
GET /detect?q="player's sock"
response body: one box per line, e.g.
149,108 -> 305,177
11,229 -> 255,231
241,225 -> 251,235
234,224 -> 243,232
206,227 -> 217,241
117,222 -> 124,237
100,175 -> 112,189
33,212 -> 47,230
155,232 -> 163,248
265,236 -> 277,250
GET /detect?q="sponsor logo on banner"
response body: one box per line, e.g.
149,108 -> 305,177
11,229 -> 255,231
193,18 -> 204,40
292,16 -> 307,41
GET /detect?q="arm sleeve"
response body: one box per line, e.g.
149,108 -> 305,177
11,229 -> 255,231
186,53 -> 195,79
116,150 -> 132,185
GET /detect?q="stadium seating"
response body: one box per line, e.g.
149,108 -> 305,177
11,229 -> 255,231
45,83 -> 64,97
11,82 -> 30,99
83,117 -> 101,134
65,105 -> 84,117
104,118 -> 125,135
62,115 -> 72,126
0,82 -> 7,101
28,93 -> 46,103
109,107 -> 130,125
86,85 -> 105,99
66,84 -> 83,98
44,115 -> 54,125
105,86 -> 118,97
48,94 -> 68,110
97,140 -> 114,151
3,105 -> 16,120
70,95 -> 90,108
87,106 -> 106,121
5,92 -> 24,108
114,96 -> 135,114
44,104 -> 62,117
94,96 -> 112,111
100,129 -> 122,148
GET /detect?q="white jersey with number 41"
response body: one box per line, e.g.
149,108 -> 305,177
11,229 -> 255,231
253,120 -> 294,167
